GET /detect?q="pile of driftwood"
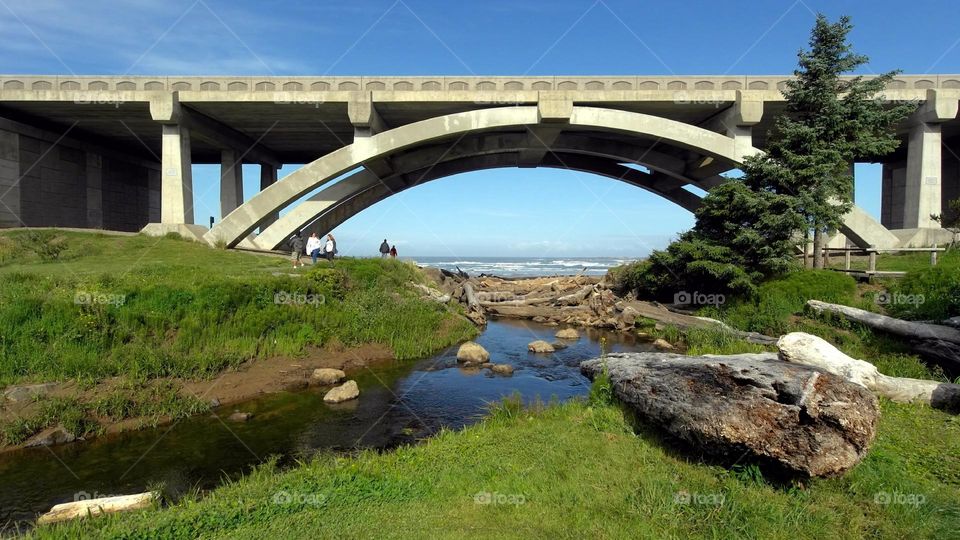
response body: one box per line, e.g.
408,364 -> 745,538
419,268 -> 774,344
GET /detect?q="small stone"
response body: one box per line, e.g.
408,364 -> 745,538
491,364 -> 514,376
528,340 -> 555,353
227,412 -> 252,422
24,425 -> 76,448
209,397 -> 221,409
555,328 -> 580,340
324,380 -> 360,403
551,341 -> 568,350
457,341 -> 490,364
621,306 -> 640,326
480,362 -> 494,368
311,368 -> 346,385
4,383 -> 55,403
653,338 -> 675,350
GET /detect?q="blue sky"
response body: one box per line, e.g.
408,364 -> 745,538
2,0 -> 959,257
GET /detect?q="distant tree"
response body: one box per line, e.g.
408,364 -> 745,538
747,14 -> 913,268
635,181 -> 803,299
932,197 -> 960,249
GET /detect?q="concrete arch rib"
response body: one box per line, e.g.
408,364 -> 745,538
207,106 -> 760,247
251,152 -> 702,251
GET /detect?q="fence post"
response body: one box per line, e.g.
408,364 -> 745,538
931,243 -> 938,266
868,248 -> 877,273
844,249 -> 851,270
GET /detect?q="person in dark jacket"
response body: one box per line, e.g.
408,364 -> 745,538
390,245 -> 397,258
290,233 -> 305,268
379,239 -> 390,258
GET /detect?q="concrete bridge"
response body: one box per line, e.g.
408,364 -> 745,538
1,74 -> 958,250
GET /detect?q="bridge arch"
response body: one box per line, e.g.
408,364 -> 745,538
206,106 -> 894,251
205,106 -> 758,248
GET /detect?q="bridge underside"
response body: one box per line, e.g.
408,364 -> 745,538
1,75 -> 957,249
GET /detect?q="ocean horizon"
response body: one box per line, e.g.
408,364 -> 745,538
407,256 -> 637,277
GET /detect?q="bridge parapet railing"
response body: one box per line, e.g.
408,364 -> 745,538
2,74 -> 959,94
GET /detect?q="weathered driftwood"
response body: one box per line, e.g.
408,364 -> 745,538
409,282 -> 451,303
557,284 -> 594,306
581,352 -> 879,477
777,332 -> 960,413
461,282 -> 486,325
806,300 -> 960,372
623,301 -> 777,345
38,492 -> 157,525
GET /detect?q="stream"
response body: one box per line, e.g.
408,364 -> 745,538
0,319 -> 653,526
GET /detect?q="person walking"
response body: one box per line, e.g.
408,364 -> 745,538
379,239 -> 390,258
389,245 -> 397,258
306,232 -> 322,264
324,233 -> 337,263
290,233 -> 305,268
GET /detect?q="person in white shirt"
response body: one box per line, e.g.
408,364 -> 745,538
305,233 -> 322,264
323,234 -> 337,263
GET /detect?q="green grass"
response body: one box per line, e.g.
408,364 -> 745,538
825,249 -> 960,274
32,396 -> 960,539
0,230 -> 475,387
0,230 -> 476,446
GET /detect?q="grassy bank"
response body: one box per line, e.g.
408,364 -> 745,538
34,394 -> 959,539
0,230 -> 475,446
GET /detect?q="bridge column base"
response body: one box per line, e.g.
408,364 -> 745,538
141,223 -> 209,243
889,227 -> 957,248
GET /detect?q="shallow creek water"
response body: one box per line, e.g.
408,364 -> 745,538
0,319 -> 654,525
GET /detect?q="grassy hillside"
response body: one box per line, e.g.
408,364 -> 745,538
0,230 -> 475,445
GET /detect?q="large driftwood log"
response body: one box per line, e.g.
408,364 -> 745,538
409,282 -> 451,303
806,300 -> 960,372
581,352 -> 879,477
557,285 -> 594,306
461,282 -> 486,325
777,332 -> 960,413
38,492 -> 157,525
622,301 -> 777,345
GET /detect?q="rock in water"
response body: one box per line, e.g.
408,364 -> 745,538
527,340 -> 555,353
457,341 -> 490,364
652,338 -> 674,350
491,364 -> 514,376
24,425 -> 76,448
555,328 -> 580,340
581,352 -> 879,477
312,368 -> 346,385
324,380 -> 360,403
227,412 -> 253,422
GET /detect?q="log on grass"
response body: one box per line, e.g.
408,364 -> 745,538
778,332 -> 960,413
38,492 -> 157,525
806,300 -> 960,372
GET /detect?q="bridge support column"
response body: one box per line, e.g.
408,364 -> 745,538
259,163 -> 278,229
0,129 -> 20,228
219,150 -> 243,217
85,152 -> 103,228
903,121 -> 942,229
160,123 -> 194,224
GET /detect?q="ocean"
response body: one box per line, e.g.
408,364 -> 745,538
409,256 -> 635,278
